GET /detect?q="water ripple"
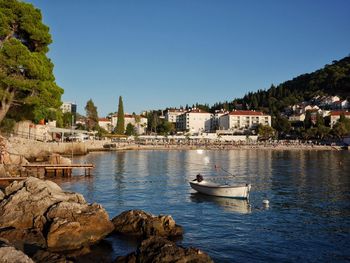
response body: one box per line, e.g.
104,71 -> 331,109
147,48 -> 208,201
55,150 -> 350,262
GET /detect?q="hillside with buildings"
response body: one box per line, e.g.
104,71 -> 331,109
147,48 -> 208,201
210,56 -> 350,114
2,55 -> 349,143
42,56 -> 350,142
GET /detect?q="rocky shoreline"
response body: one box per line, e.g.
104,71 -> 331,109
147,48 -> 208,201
0,135 -> 214,262
0,177 -> 213,262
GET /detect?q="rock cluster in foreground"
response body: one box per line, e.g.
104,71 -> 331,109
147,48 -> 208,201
0,177 -> 114,255
115,236 -> 214,263
112,210 -> 213,263
0,177 -> 213,262
112,209 -> 183,238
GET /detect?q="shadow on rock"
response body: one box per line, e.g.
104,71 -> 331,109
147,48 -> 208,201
115,236 -> 214,263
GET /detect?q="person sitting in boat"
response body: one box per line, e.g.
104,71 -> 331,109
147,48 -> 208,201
195,173 -> 203,182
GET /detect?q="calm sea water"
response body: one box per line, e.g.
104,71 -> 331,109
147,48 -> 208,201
55,150 -> 350,262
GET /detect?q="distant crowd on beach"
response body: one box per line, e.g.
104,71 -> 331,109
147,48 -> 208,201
112,139 -> 342,151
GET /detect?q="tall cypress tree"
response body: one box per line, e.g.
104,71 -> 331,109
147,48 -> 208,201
116,96 -> 125,134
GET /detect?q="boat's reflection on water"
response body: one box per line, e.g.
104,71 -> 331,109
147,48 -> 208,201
190,193 -> 251,214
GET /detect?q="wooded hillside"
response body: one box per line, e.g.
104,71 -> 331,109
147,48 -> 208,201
210,56 -> 350,115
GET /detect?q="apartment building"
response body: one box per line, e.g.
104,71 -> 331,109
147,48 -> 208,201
219,110 -> 271,131
60,102 -> 77,114
111,114 -> 148,134
211,109 -> 229,131
165,109 -> 185,123
176,108 -> 213,134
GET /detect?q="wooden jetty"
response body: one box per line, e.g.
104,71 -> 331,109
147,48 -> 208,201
22,163 -> 95,177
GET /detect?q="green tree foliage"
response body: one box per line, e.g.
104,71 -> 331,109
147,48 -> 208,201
147,110 -> 161,134
303,127 -> 318,140
125,123 -> 135,136
193,103 -> 210,112
258,124 -> 275,140
85,99 -> 98,130
304,111 -> 313,129
0,117 -> 15,133
339,113 -> 350,127
272,114 -> 291,136
115,96 -> 125,134
0,0 -> 63,123
62,112 -> 73,128
157,120 -> 175,135
315,112 -> 324,127
316,125 -> 330,140
332,113 -> 350,138
332,122 -> 348,139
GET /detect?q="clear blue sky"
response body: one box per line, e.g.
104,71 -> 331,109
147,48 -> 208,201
25,0 -> 350,117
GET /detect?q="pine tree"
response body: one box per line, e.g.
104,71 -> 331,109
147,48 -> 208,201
0,0 -> 63,123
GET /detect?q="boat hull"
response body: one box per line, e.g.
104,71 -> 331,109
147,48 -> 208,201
189,181 -> 251,199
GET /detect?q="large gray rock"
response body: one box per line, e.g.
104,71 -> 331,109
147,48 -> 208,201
46,202 -> 114,252
0,238 -> 35,263
115,236 -> 213,263
1,177 -> 85,230
0,177 -> 114,254
112,210 -> 183,238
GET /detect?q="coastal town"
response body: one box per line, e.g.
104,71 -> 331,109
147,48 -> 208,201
1,0 -> 350,262
11,93 -> 350,147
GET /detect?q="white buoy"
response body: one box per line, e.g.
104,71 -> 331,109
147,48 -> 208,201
262,199 -> 270,206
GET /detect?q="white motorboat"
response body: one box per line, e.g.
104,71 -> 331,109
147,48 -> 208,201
190,175 -> 251,199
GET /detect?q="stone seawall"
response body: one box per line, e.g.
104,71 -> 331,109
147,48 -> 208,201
8,137 -> 107,159
6,136 -> 339,161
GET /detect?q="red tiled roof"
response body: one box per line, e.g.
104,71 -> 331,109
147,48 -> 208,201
229,110 -> 265,116
330,111 -> 350,116
99,118 -> 110,122
167,109 -> 184,113
187,109 -> 209,114
334,100 -> 347,104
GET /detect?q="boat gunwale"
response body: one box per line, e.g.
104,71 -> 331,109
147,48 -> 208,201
189,181 -> 250,189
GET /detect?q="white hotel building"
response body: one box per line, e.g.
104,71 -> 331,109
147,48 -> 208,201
176,108 -> 213,134
219,110 -> 271,130
164,109 -> 185,123
98,114 -> 147,134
